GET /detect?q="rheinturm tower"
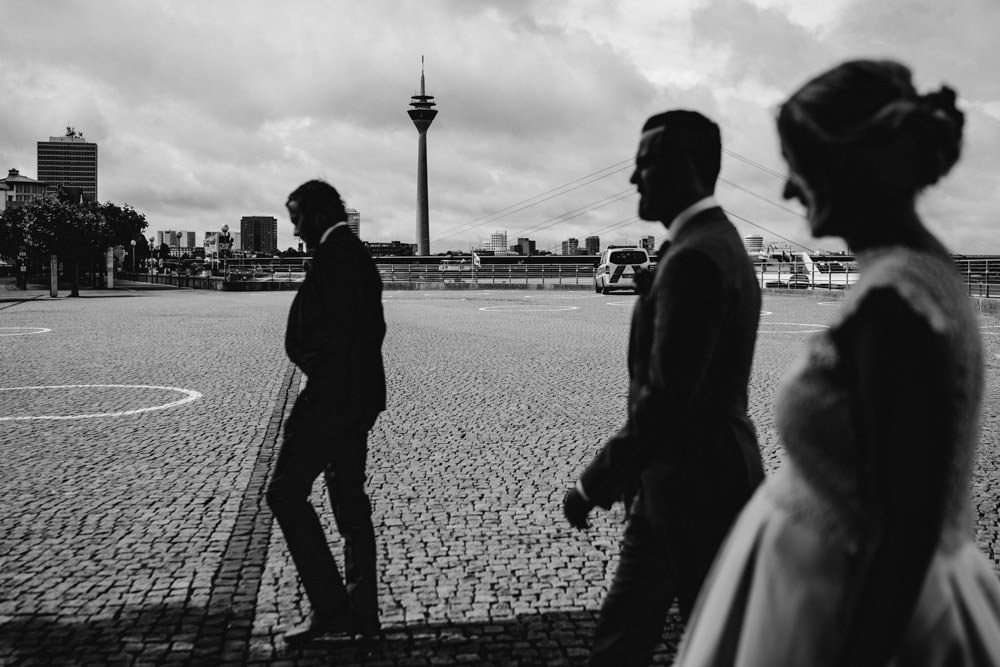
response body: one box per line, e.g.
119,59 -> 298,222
407,57 -> 437,255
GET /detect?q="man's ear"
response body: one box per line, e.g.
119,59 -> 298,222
679,155 -> 712,199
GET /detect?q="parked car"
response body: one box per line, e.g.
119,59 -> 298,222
765,272 -> 812,289
594,247 -> 651,294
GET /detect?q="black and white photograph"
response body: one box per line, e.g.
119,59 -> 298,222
2,1 -> 999,664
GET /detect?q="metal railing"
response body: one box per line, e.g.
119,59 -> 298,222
377,264 -> 595,286
125,257 -> 997,297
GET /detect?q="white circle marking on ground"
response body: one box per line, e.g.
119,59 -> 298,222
758,322 -> 830,334
522,294 -> 592,299
0,327 -> 52,336
478,305 -> 579,312
0,384 -> 203,421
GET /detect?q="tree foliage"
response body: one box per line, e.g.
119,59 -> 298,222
0,197 -> 149,265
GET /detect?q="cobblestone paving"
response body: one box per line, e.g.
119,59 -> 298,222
1,286 -> 998,666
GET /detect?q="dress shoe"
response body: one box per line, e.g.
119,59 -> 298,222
284,611 -> 354,644
353,615 -> 381,637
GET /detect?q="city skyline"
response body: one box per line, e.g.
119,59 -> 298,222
1,1 -> 997,255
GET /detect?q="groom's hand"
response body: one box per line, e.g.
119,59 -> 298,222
563,486 -> 594,530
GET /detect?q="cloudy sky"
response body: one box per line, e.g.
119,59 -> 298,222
2,0 -> 997,254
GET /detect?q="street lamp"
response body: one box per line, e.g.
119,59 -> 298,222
130,239 -> 136,272
149,236 -> 156,274
218,224 -> 231,274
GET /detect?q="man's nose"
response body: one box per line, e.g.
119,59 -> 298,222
629,169 -> 638,186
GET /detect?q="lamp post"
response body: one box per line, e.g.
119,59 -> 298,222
218,224 -> 231,274
149,236 -> 156,274
130,239 -> 136,272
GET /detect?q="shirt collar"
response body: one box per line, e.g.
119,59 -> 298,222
319,221 -> 349,246
666,195 -> 719,240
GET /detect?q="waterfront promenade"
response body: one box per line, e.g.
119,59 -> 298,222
2,281 -> 999,665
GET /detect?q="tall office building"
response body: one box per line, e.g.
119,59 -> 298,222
157,230 -> 181,248
478,230 -> 516,255
584,236 -> 601,254
346,208 -> 360,237
515,237 -> 536,256
241,216 -> 278,254
561,238 -> 580,256
37,128 -> 98,201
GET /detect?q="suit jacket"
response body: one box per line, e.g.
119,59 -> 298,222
580,207 -> 764,535
285,225 -> 386,422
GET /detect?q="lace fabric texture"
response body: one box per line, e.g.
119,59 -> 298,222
774,246 -> 983,549
674,246 -> 1000,666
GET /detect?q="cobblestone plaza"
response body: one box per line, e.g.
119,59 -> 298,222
2,286 -> 999,665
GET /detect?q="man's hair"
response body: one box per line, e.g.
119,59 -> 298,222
286,180 -> 348,226
642,110 -> 722,184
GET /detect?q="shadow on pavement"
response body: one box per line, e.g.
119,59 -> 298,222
280,609 -> 682,665
0,605 -> 682,665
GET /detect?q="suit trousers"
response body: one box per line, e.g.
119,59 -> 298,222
589,511 -> 732,666
265,390 -> 378,622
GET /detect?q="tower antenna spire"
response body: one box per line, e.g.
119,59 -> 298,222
408,57 -> 438,256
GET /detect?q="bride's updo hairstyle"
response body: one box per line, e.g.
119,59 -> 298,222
778,59 -> 964,191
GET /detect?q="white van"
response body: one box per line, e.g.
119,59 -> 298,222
594,247 -> 652,294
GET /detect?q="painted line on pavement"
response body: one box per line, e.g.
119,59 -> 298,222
758,322 -> 829,334
0,327 -> 51,336
479,305 -> 579,312
0,384 -> 202,421
522,294 -> 592,299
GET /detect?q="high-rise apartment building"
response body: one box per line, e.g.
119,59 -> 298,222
479,230 -> 516,255
157,230 -> 195,248
157,230 -> 177,247
561,238 -> 579,256
241,216 -> 278,254
37,128 -> 98,201
584,236 -> 601,255
744,235 -> 764,255
346,208 -> 360,237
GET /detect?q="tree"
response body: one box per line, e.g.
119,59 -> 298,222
0,198 -> 155,292
100,202 -> 148,248
0,197 -> 109,295
0,205 -> 30,262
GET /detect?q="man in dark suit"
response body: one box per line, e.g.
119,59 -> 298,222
266,180 -> 386,643
563,111 -> 765,665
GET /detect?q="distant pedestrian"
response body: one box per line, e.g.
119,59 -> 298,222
675,59 -> 1000,666
266,179 -> 386,644
562,110 -> 764,666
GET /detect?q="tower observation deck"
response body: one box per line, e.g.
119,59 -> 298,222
408,56 -> 438,255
